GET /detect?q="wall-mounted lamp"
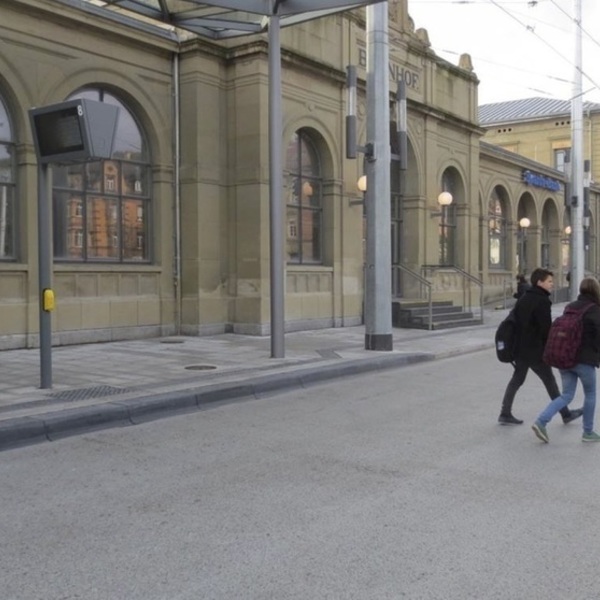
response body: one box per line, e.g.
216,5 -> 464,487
519,217 -> 531,230
430,191 -> 453,217
349,175 -> 367,207
302,181 -> 313,197
564,225 -> 572,236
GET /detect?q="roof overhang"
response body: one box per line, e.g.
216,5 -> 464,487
89,0 -> 384,39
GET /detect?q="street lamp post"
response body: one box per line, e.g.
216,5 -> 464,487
518,217 -> 531,274
438,191 -> 453,265
564,225 -> 572,290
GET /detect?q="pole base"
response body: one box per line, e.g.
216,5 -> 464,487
364,333 -> 393,351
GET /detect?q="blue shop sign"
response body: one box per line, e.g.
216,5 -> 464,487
522,169 -> 561,192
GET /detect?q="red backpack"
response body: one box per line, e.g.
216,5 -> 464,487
543,303 -> 594,369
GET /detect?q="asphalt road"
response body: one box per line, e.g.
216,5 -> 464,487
2,349 -> 599,600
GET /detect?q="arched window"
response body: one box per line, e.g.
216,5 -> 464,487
285,129 -> 322,264
0,95 -> 15,259
488,186 -> 507,268
52,89 -> 150,261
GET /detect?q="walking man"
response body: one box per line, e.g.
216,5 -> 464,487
498,267 -> 583,425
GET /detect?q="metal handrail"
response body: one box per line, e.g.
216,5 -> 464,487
392,264 -> 434,330
420,264 -> 484,324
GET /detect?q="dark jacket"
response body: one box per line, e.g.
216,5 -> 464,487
567,294 -> 600,367
513,284 -> 553,362
513,281 -> 530,299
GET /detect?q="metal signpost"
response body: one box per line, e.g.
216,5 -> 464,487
29,99 -> 118,388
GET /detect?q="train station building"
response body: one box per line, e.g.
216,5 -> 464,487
0,0 -> 594,349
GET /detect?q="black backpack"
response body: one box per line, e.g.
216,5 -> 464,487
495,309 -> 519,364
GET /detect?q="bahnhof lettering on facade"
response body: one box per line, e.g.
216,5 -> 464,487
0,0 -> 598,349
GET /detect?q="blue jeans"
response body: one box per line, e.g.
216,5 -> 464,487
537,364 -> 597,433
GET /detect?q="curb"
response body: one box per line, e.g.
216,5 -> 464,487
0,343 -> 491,452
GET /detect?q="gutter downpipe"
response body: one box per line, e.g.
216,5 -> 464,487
173,46 -> 182,334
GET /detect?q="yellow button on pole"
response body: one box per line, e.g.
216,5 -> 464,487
42,288 -> 55,311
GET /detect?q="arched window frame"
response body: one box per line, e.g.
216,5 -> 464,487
0,94 -> 15,260
284,129 -> 323,265
51,89 -> 151,263
488,187 -> 507,268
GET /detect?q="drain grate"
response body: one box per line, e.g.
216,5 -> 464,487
48,385 -> 130,402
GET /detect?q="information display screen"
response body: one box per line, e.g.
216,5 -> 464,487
30,99 -> 118,164
33,106 -> 85,158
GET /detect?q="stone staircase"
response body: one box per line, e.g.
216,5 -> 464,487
392,300 -> 483,330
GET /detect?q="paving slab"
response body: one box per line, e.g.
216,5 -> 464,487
0,303 -> 554,451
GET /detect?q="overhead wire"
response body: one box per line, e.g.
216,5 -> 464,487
411,1 -> 571,98
437,47 -> 572,98
548,0 -> 600,52
409,0 -> 600,101
482,0 -> 600,99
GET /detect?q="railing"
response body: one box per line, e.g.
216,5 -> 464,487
391,264 -> 434,330
502,276 -> 514,308
420,265 -> 484,324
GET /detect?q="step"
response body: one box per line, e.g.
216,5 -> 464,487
392,300 -> 453,310
401,305 -> 464,317
431,318 -> 483,330
399,317 -> 483,330
410,311 -> 474,326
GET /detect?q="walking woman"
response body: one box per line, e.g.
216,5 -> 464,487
532,277 -> 600,443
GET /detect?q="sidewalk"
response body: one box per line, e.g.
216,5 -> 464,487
0,305 -> 518,451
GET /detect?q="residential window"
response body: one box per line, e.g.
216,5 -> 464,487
488,187 -> 507,268
554,148 -> 570,173
285,130 -> 322,264
0,95 -> 15,259
52,89 -> 150,262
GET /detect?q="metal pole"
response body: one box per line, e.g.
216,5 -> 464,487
442,205 -> 447,264
38,164 -> 52,388
519,230 -> 523,274
570,0 -> 584,299
396,79 -> 407,296
268,14 -> 285,358
364,2 -> 392,351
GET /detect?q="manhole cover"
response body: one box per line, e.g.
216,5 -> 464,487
184,365 -> 217,371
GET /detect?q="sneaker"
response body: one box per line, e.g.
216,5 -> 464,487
532,421 -> 549,443
582,431 -> 600,443
563,408 -> 584,424
498,414 -> 524,425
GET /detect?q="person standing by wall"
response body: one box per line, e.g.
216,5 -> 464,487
532,277 -> 600,443
498,267 -> 583,425
513,274 -> 530,299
